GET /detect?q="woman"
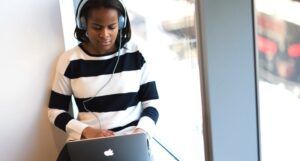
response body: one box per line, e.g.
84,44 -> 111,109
48,0 -> 159,160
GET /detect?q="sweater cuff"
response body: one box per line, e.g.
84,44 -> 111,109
66,119 -> 89,141
136,116 -> 156,137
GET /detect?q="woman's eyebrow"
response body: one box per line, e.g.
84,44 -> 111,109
91,22 -> 101,26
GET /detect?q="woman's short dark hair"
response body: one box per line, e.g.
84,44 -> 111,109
74,0 -> 131,48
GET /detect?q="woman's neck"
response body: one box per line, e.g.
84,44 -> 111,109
82,42 -> 117,56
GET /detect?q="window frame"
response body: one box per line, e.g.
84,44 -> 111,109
196,0 -> 261,161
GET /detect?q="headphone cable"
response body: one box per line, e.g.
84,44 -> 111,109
152,137 -> 180,161
82,30 -> 123,130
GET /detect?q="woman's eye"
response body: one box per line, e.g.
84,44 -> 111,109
91,25 -> 116,30
109,27 -> 116,30
93,26 -> 101,30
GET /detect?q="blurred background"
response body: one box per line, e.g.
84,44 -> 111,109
255,0 -> 300,160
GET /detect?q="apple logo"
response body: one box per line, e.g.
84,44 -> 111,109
104,149 -> 114,157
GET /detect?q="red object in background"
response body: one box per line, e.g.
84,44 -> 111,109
288,43 -> 300,58
257,35 -> 278,56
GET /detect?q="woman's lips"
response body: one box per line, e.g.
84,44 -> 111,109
99,40 -> 111,46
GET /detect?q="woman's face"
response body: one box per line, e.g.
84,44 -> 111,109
85,7 -> 119,55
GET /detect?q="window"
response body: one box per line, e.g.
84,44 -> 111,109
123,0 -> 204,160
255,0 -> 300,160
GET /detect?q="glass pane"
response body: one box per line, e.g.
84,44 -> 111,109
124,0 -> 204,160
255,0 -> 300,160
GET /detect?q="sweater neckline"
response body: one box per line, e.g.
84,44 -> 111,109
78,43 -> 118,57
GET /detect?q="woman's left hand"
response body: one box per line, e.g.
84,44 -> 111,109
132,128 -> 146,134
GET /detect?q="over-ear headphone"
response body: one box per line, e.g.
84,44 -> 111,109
75,0 -> 127,30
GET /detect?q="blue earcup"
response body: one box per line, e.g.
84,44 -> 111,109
79,16 -> 87,29
118,15 -> 126,29
76,0 -> 88,29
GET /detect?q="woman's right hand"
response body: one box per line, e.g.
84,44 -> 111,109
81,126 -> 115,139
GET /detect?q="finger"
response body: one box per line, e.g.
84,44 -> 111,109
99,131 -> 113,137
104,131 -> 114,136
108,130 -> 115,135
104,130 -> 114,135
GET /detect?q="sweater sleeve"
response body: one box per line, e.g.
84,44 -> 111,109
48,53 -> 88,140
136,56 -> 160,136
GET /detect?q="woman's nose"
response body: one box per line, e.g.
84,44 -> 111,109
99,28 -> 109,37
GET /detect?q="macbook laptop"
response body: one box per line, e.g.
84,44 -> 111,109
66,133 -> 151,161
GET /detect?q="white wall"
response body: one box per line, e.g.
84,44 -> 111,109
0,0 -> 67,161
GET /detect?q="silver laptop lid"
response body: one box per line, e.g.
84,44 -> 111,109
67,133 -> 151,161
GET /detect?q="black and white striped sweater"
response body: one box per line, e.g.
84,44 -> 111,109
48,42 -> 159,141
